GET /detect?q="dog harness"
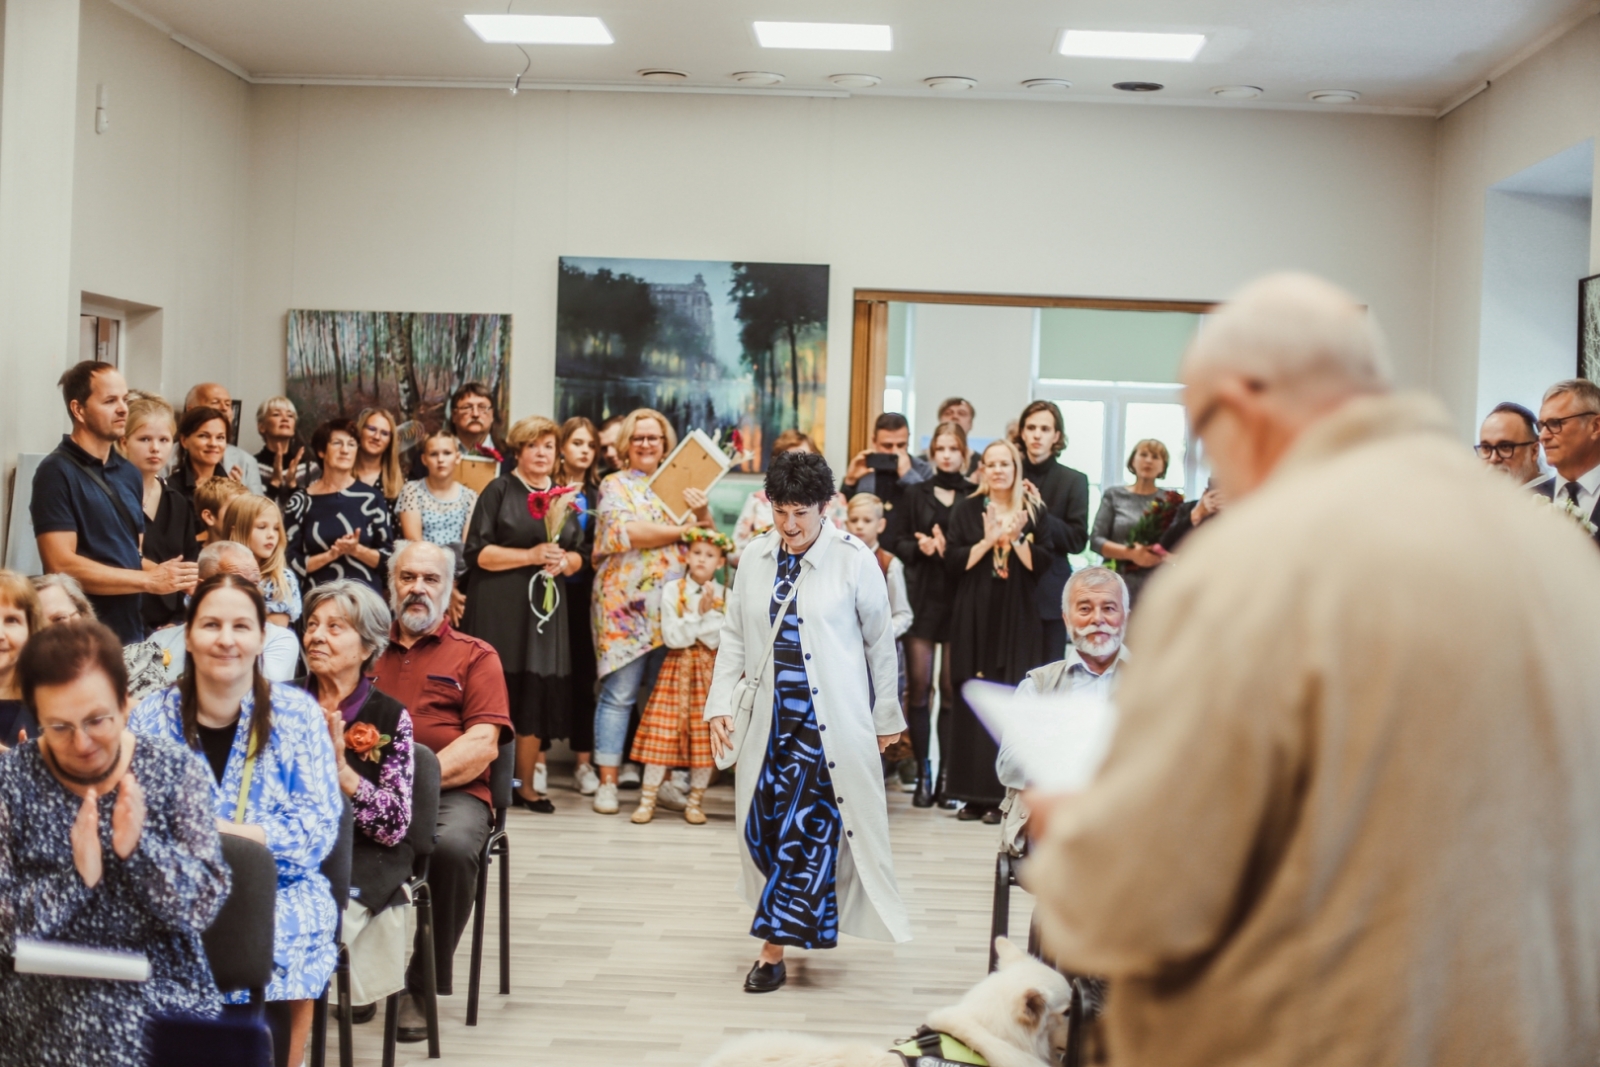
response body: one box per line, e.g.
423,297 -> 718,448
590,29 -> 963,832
890,1026 -> 989,1067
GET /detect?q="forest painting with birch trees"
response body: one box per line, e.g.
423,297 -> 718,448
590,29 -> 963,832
285,311 -> 511,447
555,256 -> 828,471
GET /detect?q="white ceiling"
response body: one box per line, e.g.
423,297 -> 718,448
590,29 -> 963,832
113,0 -> 1599,115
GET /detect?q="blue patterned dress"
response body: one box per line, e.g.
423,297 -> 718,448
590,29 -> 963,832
744,548 -> 842,949
130,683 -> 343,1002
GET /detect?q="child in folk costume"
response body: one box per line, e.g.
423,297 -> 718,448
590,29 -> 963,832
629,528 -> 732,825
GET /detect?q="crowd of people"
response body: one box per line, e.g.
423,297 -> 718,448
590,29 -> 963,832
3,311 -> 1600,1064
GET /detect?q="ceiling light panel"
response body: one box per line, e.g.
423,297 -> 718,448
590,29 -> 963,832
753,22 -> 892,51
464,14 -> 613,45
1058,30 -> 1205,62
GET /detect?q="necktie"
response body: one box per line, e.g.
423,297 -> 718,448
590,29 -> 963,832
1566,481 -> 1583,507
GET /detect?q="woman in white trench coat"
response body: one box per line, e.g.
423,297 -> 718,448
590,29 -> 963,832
708,451 -> 912,994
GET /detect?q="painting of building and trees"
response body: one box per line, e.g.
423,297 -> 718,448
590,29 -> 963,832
285,310 -> 512,448
555,256 -> 829,470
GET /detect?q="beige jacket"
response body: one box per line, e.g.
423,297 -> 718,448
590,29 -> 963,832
1025,393 -> 1600,1066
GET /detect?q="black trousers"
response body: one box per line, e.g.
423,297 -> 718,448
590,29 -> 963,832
408,790 -> 492,996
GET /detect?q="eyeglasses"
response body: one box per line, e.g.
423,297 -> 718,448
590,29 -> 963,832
364,425 -> 392,439
454,402 -> 493,415
47,609 -> 83,626
1474,440 -> 1538,459
41,714 -> 121,740
631,435 -> 664,445
1537,412 -> 1600,436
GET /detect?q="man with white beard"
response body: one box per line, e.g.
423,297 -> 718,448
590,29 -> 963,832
994,566 -> 1129,849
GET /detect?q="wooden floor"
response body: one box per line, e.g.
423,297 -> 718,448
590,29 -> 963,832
340,770 -> 1033,1066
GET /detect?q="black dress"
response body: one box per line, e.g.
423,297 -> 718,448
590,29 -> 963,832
563,484 -> 600,754
942,494 -> 1051,807
891,473 -> 971,643
140,479 -> 198,631
460,474 -> 589,741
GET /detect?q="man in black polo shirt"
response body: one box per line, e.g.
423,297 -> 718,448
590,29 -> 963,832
32,361 -> 198,643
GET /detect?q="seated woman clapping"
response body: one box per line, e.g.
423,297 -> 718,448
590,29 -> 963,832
300,580 -> 414,1014
129,574 -> 342,1067
0,620 -> 229,1067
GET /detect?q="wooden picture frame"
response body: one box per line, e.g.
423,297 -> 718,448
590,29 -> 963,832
455,454 -> 500,494
648,429 -> 733,522
1580,272 -> 1600,382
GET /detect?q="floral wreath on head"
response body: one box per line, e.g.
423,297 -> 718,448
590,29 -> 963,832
682,527 -> 734,555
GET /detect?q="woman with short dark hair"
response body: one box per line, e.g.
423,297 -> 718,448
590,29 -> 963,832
706,450 -> 910,993
0,620 -> 228,1066
285,418 -> 394,593
130,575 -> 342,1067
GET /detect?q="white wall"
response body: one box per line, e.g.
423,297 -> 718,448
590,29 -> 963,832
1477,190 -> 1591,419
236,87 -> 1439,468
908,303 -> 1034,446
1433,15 -> 1600,438
72,0 -> 250,405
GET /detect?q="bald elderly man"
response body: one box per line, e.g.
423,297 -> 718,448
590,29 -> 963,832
1025,274 -> 1600,1065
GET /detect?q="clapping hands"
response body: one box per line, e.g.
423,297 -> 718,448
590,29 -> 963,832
71,774 -> 146,889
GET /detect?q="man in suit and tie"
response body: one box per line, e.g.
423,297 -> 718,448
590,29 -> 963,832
1534,378 -> 1600,544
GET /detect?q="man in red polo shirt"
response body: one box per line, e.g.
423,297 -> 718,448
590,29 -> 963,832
374,540 -> 511,1041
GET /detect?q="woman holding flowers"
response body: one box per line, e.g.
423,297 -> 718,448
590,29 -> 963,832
1090,437 -> 1172,606
460,415 -> 588,813
943,438 -> 1051,822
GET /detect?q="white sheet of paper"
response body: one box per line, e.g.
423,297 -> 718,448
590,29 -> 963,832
963,679 -> 1118,794
13,937 -> 151,982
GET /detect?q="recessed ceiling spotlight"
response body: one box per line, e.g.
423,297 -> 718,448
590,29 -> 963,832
1059,30 -> 1205,61
828,73 -> 882,89
754,22 -> 892,51
638,69 -> 688,83
1113,81 -> 1164,92
732,71 -> 785,86
1308,89 -> 1361,104
925,76 -> 977,92
463,14 -> 613,45
1211,85 -> 1263,99
1022,79 -> 1073,91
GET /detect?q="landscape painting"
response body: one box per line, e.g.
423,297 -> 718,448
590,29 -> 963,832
555,256 -> 829,470
1582,273 -> 1600,382
286,310 -> 512,447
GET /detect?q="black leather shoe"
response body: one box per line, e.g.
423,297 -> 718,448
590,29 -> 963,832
912,763 -> 935,808
981,807 -> 1003,825
395,993 -> 428,1043
743,960 -> 787,993
956,804 -> 984,821
515,793 -> 556,813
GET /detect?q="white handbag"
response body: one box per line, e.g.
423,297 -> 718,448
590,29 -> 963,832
715,567 -> 806,771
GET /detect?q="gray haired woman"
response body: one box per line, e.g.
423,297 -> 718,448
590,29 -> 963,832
300,580 -> 415,1013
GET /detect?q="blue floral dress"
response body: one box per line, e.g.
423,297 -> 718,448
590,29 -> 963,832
0,734 -> 228,1066
744,547 -> 841,949
130,683 -> 343,1002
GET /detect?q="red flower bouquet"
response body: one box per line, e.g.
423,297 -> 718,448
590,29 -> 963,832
1110,490 -> 1186,573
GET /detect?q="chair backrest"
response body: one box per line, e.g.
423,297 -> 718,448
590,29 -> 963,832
203,835 -> 277,994
408,743 -> 441,859
489,739 -> 513,813
321,795 -> 355,914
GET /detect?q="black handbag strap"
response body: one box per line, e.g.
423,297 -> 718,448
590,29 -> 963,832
56,444 -> 142,542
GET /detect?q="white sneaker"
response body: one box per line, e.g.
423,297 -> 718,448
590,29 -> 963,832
593,782 -> 619,814
618,762 -> 642,789
532,763 -> 548,795
574,763 -> 600,796
656,780 -> 688,812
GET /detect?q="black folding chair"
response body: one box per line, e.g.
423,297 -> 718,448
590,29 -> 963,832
309,797 -> 354,1067
181,834 -> 277,1067
382,743 -> 443,1065
989,849 -> 1043,973
465,740 -> 513,1026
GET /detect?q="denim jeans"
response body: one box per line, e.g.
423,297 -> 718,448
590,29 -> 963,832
593,648 -> 664,766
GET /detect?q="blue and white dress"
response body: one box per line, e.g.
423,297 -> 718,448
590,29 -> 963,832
744,547 -> 842,949
262,571 -> 303,623
130,683 -> 343,1002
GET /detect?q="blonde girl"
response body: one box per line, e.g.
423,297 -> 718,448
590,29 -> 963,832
224,493 -> 300,627
353,407 -> 403,506
121,394 -> 200,630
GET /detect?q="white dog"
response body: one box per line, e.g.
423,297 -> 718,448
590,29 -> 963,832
701,937 -> 1074,1067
